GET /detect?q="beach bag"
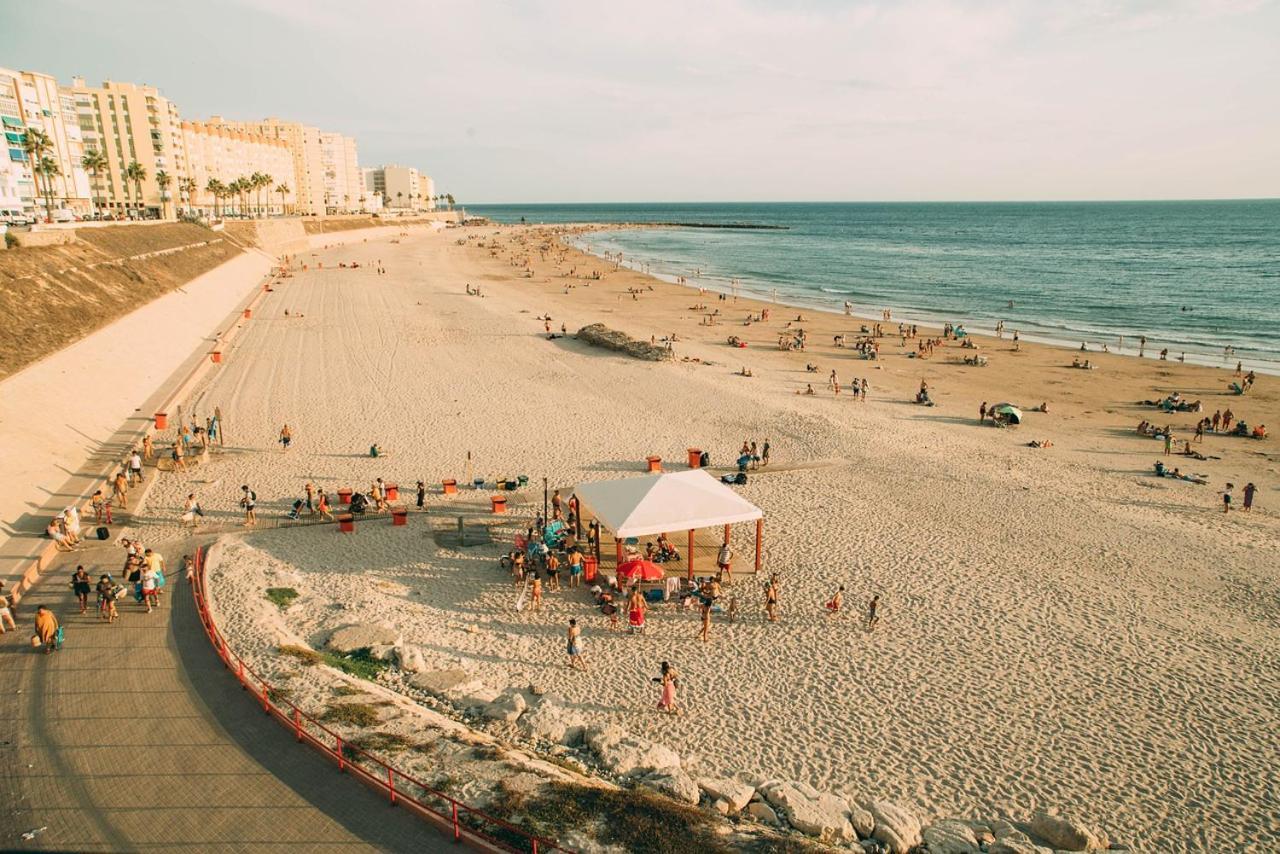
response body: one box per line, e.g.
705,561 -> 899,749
155,569 -> 166,589
133,583 -> 144,602
96,526 -> 109,541
30,634 -> 41,648
55,626 -> 64,649
700,451 -> 711,467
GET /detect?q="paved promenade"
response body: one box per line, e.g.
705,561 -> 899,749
0,538 -> 447,852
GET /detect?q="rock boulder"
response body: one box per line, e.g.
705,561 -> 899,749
583,724 -> 681,776
761,782 -> 855,843
519,698 -> 587,745
481,689 -> 528,722
639,769 -> 700,805
697,777 -> 755,813
326,622 -> 398,653
922,819 -> 980,853
866,800 -> 923,854
1030,811 -> 1102,851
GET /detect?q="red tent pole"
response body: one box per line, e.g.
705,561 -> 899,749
687,529 -> 695,581
755,519 -> 763,574
615,537 -> 623,567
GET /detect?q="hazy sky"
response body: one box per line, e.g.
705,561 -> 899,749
4,0 -> 1278,203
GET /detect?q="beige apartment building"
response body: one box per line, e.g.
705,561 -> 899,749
364,164 -> 436,211
70,77 -> 187,218
182,120 -> 297,216
0,66 -> 91,219
204,117 -> 327,215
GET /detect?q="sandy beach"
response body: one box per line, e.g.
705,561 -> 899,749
127,224 -> 1279,851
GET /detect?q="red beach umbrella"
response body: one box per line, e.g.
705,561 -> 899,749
617,559 -> 664,582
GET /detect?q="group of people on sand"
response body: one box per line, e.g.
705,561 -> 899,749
45,505 -> 86,552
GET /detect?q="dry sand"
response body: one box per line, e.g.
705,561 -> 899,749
132,225 -> 1279,851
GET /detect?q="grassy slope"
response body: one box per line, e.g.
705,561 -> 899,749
0,223 -> 251,380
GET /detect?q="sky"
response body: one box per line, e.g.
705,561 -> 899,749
3,0 -> 1278,203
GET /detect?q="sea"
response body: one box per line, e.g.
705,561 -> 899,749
468,201 -> 1280,374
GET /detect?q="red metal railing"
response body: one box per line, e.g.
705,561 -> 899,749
189,547 -> 562,853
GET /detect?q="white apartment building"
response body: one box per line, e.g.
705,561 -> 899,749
0,66 -> 91,219
364,164 -> 436,211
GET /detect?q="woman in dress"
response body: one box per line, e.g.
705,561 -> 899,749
71,565 -> 92,614
655,661 -> 679,714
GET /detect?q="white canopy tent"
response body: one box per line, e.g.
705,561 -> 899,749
572,469 -> 764,579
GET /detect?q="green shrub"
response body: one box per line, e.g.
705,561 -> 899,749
278,644 -> 321,665
319,647 -> 390,681
320,702 -> 379,727
265,587 -> 299,609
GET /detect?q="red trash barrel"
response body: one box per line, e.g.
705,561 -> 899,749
391,509 -> 408,527
386,483 -> 399,501
491,496 -> 507,514
338,514 -> 354,533
243,308 -> 252,319
154,412 -> 168,430
646,456 -> 662,473
337,488 -> 353,504
210,351 -> 222,364
686,448 -> 702,468
583,556 -> 598,582
442,479 -> 458,495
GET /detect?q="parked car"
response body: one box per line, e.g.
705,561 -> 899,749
51,208 -> 76,223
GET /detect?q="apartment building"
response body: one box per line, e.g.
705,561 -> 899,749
70,77 -> 187,218
204,117 -> 327,215
364,164 -> 436,211
318,131 -> 368,213
182,120 -> 297,216
0,66 -> 91,218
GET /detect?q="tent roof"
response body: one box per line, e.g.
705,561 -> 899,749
573,469 -> 763,539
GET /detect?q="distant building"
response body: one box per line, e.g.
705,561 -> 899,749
319,131 -> 367,213
0,66 -> 91,218
200,117 -> 326,216
182,120 -> 297,217
363,164 -> 436,211
70,76 -> 187,218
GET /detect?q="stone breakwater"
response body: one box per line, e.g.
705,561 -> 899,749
324,621 -> 1126,854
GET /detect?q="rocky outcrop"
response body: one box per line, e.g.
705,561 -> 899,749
326,622 -> 397,653
519,697 -> 587,746
746,801 -> 780,824
394,644 -> 426,673
1030,810 -> 1106,851
759,781 -> 856,844
481,689 -> 528,722
576,323 -> 674,361
698,777 -> 755,813
866,800 -> 923,854
584,724 -> 681,777
922,819 -> 981,853
639,769 -> 700,805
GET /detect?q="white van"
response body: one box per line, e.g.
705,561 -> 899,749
52,208 -> 76,223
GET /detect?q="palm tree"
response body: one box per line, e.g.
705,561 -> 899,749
124,161 -> 147,217
275,182 -> 290,216
260,174 -> 273,215
205,178 -> 222,218
446,193 -> 455,210
395,190 -> 403,208
180,177 -> 197,216
21,128 -> 55,222
36,156 -> 61,220
80,149 -> 107,218
155,170 -> 171,220
358,194 -> 367,212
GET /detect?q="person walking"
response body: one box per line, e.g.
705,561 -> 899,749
416,480 -> 426,510
317,489 -> 334,521
129,450 -> 143,484
113,470 -> 129,510
71,565 -> 92,614
96,574 -> 118,623
761,439 -> 771,467
305,482 -> 316,514
1242,482 -> 1256,511
655,661 -> 680,714
764,573 -> 780,623
979,401 -> 988,422
240,485 -> 257,526
566,619 -> 587,670
279,424 -> 292,450
0,582 -> 17,634
1221,483 -> 1234,514
866,594 -> 881,630
183,493 -> 204,526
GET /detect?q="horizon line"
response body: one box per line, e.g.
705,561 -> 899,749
465,196 -> 1280,206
